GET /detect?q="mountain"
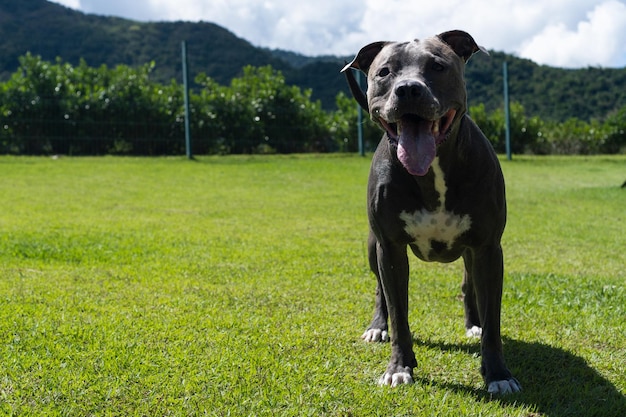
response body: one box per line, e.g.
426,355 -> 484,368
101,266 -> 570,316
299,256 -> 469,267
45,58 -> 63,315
0,0 -> 292,85
1,0 -> 625,120
461,50 -> 626,122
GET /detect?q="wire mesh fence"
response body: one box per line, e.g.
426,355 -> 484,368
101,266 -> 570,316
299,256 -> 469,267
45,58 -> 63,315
0,105 -> 368,156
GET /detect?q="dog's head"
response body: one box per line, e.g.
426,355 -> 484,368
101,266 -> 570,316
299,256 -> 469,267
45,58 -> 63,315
342,30 -> 487,176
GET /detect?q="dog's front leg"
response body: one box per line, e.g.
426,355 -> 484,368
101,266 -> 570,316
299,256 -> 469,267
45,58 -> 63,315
465,245 -> 521,394
375,240 -> 417,386
362,231 -> 390,342
462,267 -> 483,338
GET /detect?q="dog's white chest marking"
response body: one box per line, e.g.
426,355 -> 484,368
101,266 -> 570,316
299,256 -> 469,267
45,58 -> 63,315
399,158 -> 471,260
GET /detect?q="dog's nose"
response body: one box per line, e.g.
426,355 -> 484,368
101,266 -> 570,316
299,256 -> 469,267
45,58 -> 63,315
394,80 -> 424,99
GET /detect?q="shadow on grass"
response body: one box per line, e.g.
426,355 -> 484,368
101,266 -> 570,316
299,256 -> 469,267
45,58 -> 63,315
414,337 -> 626,417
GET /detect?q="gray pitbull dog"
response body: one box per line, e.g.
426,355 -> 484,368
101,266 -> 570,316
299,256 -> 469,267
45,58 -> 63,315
342,30 -> 520,394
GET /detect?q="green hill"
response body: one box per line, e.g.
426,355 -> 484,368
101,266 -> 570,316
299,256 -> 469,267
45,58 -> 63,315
1,0 -> 625,120
0,0 -> 291,85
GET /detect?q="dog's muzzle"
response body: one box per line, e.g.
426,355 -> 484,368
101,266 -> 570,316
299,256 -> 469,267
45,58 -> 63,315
378,109 -> 456,176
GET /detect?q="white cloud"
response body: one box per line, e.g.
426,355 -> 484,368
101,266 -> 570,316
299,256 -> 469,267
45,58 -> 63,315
73,0 -> 149,19
518,0 -> 626,67
144,0 -> 367,55
52,0 -> 80,8
48,0 -> 626,68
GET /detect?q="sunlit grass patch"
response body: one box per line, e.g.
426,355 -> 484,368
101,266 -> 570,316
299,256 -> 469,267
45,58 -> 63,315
0,154 -> 624,416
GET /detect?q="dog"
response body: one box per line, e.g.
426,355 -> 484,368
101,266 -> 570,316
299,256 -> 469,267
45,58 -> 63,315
342,30 -> 520,394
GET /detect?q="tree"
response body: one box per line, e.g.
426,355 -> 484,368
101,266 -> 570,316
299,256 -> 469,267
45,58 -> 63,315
194,66 -> 332,154
0,54 -> 184,155
603,105 -> 626,153
330,92 -> 381,153
1,54 -> 625,156
469,102 -> 542,154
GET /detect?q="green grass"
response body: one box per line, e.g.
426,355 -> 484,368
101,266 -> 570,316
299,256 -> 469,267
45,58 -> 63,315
0,154 -> 624,416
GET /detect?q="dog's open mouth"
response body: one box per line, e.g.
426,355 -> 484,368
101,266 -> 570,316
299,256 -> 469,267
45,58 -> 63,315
379,109 -> 456,176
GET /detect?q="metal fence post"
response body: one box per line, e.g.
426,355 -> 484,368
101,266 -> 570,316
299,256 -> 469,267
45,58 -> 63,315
503,61 -> 512,161
182,41 -> 192,159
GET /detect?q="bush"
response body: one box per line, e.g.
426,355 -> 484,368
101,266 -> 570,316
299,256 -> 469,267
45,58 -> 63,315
469,102 -> 543,154
603,106 -> 626,153
0,54 -> 186,155
470,102 -> 626,155
330,92 -> 381,153
1,54 -> 625,156
532,118 -> 611,155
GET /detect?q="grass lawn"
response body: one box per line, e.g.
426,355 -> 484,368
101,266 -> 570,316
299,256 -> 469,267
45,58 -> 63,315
0,154 -> 624,416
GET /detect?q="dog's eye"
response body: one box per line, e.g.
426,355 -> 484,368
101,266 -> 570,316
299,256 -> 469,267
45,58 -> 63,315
432,62 -> 445,72
377,67 -> 390,77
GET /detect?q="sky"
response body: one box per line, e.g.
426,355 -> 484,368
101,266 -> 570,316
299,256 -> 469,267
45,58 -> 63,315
50,0 -> 626,69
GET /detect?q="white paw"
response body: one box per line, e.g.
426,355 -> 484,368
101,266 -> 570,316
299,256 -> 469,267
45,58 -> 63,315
378,371 -> 414,387
465,325 -> 482,338
487,379 -> 522,395
361,328 -> 389,342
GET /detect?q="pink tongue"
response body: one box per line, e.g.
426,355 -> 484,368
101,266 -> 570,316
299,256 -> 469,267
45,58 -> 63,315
396,117 -> 436,176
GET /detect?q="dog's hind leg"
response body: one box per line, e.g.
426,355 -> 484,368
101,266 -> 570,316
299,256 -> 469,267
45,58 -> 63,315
362,231 -> 389,342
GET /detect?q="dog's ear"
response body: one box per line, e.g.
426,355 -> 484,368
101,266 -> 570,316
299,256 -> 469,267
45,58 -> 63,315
342,65 -> 369,113
341,42 -> 388,113
437,30 -> 489,62
341,41 -> 388,74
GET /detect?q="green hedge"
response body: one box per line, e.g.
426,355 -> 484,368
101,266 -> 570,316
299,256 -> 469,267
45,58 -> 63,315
1,54 -> 624,155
